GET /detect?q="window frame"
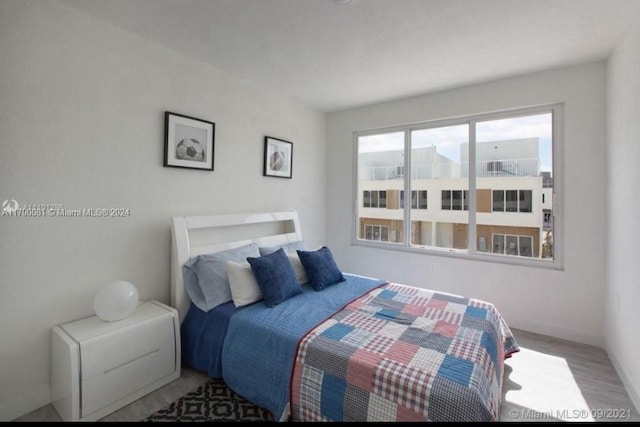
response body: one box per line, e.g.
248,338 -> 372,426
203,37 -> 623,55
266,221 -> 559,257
352,103 -> 563,270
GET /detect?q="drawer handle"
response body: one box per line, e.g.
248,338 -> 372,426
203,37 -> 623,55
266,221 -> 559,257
103,348 -> 160,375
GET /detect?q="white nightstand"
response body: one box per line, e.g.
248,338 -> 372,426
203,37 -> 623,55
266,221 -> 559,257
51,300 -> 181,421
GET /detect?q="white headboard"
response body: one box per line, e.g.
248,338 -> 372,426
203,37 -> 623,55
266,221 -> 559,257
170,210 -> 303,322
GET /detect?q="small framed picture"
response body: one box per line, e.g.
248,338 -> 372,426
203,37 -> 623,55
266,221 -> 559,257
263,136 -> 293,179
164,111 -> 215,171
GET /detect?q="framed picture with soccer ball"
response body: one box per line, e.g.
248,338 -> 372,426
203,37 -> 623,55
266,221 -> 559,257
164,111 -> 215,171
263,136 -> 293,179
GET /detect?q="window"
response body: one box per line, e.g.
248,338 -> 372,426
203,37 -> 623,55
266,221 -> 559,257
492,190 -> 532,213
362,190 -> 387,208
355,105 -> 560,267
364,224 -> 389,242
401,190 -> 427,210
441,190 -> 468,210
492,234 -> 533,257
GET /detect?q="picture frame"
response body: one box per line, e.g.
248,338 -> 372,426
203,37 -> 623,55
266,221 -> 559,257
164,111 -> 215,171
263,136 -> 293,179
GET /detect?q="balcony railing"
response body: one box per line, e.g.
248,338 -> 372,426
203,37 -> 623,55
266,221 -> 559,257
360,158 -> 539,180
473,158 -> 539,178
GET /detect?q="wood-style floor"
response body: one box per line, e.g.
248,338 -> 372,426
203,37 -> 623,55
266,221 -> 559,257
14,328 -> 640,422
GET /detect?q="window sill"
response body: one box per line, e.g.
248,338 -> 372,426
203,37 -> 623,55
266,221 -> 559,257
350,239 -> 563,271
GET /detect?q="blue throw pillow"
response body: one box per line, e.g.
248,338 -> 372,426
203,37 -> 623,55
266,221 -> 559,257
183,243 -> 260,312
247,248 -> 302,308
297,246 -> 345,291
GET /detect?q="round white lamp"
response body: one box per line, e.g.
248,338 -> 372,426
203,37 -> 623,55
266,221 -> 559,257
93,281 -> 139,322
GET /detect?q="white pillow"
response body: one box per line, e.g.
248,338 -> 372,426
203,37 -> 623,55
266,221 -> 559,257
287,253 -> 309,284
226,260 -> 263,307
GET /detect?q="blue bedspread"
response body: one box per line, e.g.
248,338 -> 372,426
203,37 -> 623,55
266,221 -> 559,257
221,274 -> 387,421
181,301 -> 239,378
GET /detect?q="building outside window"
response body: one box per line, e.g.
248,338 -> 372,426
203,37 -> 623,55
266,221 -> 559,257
355,105 -> 559,266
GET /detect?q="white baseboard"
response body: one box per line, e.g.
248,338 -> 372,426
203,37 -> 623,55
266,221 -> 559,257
503,312 -> 605,348
0,384 -> 50,422
607,350 -> 640,414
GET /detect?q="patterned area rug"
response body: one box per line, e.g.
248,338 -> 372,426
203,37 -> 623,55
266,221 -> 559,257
142,379 -> 274,422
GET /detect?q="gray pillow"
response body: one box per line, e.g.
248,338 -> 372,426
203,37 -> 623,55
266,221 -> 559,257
183,243 -> 260,312
258,240 -> 306,256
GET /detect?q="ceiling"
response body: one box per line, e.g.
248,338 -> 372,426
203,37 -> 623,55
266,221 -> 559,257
60,0 -> 640,113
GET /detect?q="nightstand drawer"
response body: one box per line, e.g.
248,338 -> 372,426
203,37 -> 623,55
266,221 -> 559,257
81,339 -> 175,418
80,314 -> 174,379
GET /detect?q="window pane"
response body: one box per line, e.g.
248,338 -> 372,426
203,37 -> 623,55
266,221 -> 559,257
505,190 -> 518,212
381,227 -> 389,242
363,191 -> 370,208
379,191 -> 387,208
505,235 -> 518,255
411,125 -> 468,248
357,132 -> 405,244
371,191 -> 379,208
400,190 -> 405,209
492,190 -> 504,212
519,236 -> 533,257
441,190 -> 451,210
476,112 -> 553,260
478,235 -> 488,252
519,190 -> 532,213
463,190 -> 469,211
452,190 -> 463,211
493,234 -> 504,254
419,190 -> 428,209
365,225 -> 372,240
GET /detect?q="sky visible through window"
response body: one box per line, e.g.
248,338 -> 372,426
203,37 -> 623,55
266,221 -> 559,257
359,113 -> 553,174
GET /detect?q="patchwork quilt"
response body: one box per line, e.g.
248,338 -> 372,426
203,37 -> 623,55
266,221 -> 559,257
290,282 -> 519,422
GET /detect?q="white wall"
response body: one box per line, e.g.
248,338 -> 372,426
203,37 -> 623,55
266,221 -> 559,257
0,0 -> 326,420
327,62 -> 607,347
606,22 -> 640,411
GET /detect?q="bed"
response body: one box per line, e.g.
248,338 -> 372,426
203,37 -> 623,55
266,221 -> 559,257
170,211 -> 519,422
